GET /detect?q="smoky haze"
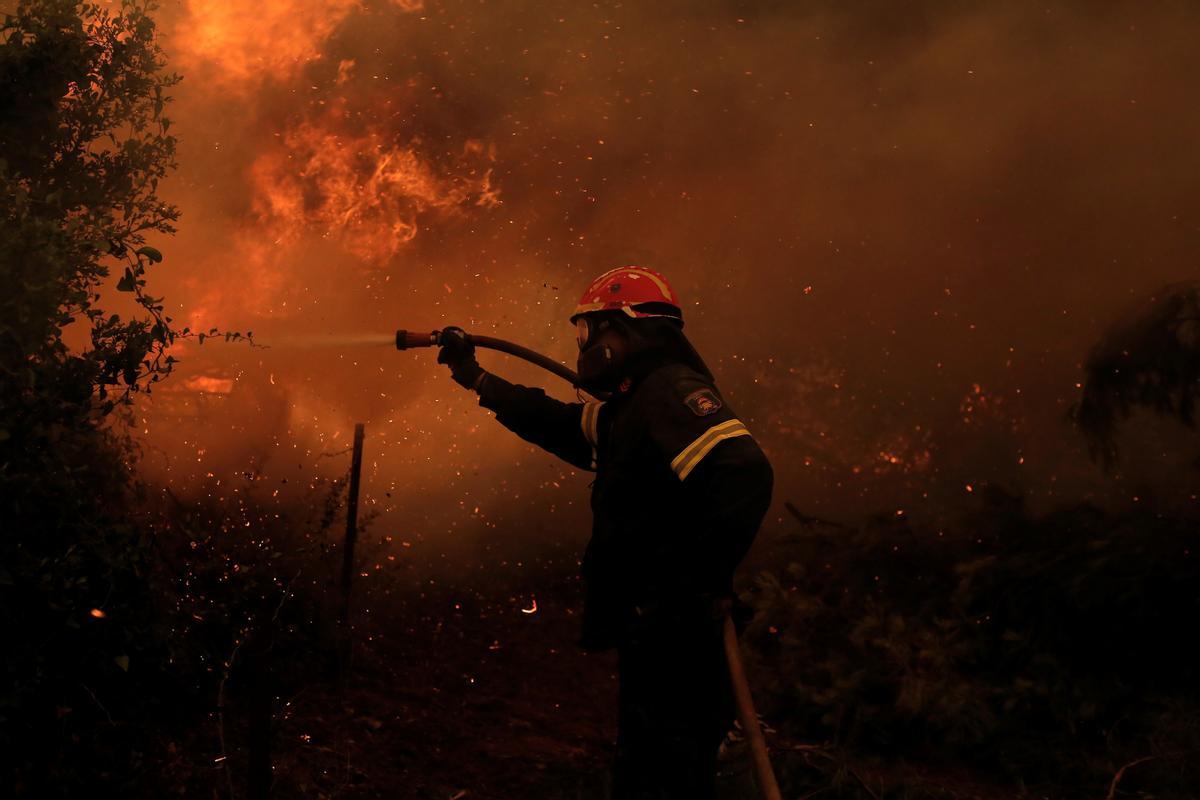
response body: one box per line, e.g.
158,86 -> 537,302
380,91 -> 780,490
138,0 -> 1200,559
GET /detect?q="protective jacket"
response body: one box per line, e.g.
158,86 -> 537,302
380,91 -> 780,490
476,355 -> 773,650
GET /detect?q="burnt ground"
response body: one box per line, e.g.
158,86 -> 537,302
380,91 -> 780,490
203,546 -> 762,800
275,570 -> 620,799
201,550 -> 1011,800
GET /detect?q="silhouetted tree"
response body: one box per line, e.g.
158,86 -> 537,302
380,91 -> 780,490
0,1 -> 183,791
1072,281 -> 1200,469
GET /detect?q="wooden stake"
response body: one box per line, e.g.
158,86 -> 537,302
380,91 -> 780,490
339,423 -> 366,626
723,616 -> 782,800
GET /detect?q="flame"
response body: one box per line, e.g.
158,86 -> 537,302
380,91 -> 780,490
165,0 -> 501,331
249,108 -> 499,264
174,0 -> 425,91
146,0 -> 506,502
184,376 -> 236,394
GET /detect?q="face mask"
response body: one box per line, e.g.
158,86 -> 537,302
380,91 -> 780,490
575,316 -> 626,394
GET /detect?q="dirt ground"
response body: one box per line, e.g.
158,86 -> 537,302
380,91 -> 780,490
231,552 -> 607,799
207,552 -> 1007,800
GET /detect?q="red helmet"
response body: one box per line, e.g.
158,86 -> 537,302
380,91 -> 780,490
570,266 -> 683,324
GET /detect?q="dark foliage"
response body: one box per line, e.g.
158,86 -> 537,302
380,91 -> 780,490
0,3 -> 253,793
1,0 -> 183,424
4,3 -> 1198,798
743,489 -> 1200,797
0,1 -> 181,791
140,476 -> 362,797
1073,281 -> 1200,469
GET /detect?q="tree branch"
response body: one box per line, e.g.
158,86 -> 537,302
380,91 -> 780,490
1105,754 -> 1160,800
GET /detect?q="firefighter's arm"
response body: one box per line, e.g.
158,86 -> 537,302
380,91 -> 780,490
647,375 -> 773,592
437,326 -> 599,471
675,433 -> 773,589
476,372 -> 600,472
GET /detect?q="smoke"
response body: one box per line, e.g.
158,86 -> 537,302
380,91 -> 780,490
138,1 -> 1200,556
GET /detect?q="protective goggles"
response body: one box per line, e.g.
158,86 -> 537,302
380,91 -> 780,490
574,316 -> 612,350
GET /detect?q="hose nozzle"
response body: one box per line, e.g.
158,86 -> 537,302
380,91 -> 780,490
395,330 -> 439,350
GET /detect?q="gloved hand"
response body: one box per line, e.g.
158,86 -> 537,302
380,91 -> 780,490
437,326 -> 485,390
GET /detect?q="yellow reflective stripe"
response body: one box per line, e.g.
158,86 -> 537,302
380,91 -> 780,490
589,403 -> 602,445
580,402 -> 602,469
670,419 -> 744,472
580,401 -> 602,447
670,419 -> 751,481
579,403 -> 591,444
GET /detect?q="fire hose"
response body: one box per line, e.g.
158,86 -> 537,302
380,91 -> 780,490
396,329 -> 589,395
396,328 -> 783,800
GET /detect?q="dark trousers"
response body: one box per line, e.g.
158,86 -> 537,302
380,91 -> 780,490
611,613 -> 734,800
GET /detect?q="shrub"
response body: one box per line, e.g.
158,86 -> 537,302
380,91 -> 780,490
743,488 -> 1200,793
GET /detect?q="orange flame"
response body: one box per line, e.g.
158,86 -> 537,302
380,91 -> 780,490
249,110 -> 499,263
174,0 -> 425,90
184,376 -> 236,394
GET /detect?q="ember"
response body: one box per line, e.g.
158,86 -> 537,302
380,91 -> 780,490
7,1 -> 1200,796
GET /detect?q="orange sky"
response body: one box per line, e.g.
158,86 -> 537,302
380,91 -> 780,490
134,0 -> 1200,556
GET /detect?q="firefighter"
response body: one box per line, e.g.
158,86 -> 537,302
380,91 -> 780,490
437,266 -> 773,799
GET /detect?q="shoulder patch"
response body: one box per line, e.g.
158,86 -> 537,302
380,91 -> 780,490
683,388 -> 722,416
